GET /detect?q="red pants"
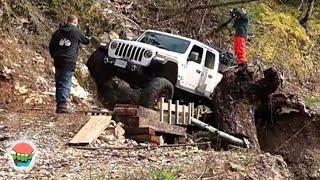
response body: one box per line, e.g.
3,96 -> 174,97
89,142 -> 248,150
234,36 -> 247,65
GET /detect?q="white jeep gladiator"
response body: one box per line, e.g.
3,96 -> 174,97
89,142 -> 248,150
87,30 -> 231,108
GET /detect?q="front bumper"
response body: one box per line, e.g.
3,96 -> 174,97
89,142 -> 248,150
104,57 -> 145,74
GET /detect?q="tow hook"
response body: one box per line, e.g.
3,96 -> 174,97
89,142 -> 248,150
103,57 -> 109,64
131,65 -> 137,71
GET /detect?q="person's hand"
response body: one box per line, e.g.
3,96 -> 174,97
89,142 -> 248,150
241,8 -> 247,14
85,25 -> 93,37
229,8 -> 237,18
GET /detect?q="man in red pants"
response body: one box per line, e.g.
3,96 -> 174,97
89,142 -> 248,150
230,8 -> 249,67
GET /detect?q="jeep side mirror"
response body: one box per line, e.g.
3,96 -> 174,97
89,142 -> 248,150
188,52 -> 200,62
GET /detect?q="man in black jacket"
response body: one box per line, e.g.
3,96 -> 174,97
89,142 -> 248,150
49,15 -> 91,113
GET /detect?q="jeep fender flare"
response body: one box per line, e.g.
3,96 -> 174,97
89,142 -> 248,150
155,61 -> 178,86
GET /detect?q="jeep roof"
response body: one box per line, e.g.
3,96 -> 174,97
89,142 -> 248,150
138,30 -> 219,55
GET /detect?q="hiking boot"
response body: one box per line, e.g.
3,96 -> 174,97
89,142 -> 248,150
56,108 -> 75,114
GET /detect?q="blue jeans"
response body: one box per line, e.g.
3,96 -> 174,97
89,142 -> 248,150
55,68 -> 74,109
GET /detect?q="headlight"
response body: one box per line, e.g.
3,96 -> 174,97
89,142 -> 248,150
144,50 -> 153,59
110,42 -> 119,50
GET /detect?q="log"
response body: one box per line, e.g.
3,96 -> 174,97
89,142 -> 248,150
191,118 -> 249,148
211,67 -> 283,149
147,0 -> 260,12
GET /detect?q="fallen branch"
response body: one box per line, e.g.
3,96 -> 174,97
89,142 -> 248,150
191,118 -> 250,148
70,142 -> 211,151
115,14 -> 143,32
198,9 -> 208,36
148,0 -> 261,12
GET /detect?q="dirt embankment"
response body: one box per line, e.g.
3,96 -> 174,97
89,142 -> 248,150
259,113 -> 320,179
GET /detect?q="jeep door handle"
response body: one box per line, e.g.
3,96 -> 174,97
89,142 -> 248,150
208,75 -> 213,79
196,70 -> 201,74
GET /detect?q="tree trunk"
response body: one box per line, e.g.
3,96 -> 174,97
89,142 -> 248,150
211,67 -> 283,150
300,0 -> 315,29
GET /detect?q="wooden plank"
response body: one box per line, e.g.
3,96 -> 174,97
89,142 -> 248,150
175,100 -> 180,124
188,103 -> 192,125
114,106 -> 138,116
139,117 -> 186,136
157,102 -> 184,112
160,97 -> 164,123
130,135 -> 160,144
117,115 -> 186,136
69,116 -> 112,145
196,108 -> 200,120
168,99 -> 172,124
191,103 -> 195,118
114,105 -> 159,120
182,105 -> 186,125
125,127 -> 156,136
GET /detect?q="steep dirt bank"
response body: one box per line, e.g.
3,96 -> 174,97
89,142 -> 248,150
258,113 -> 320,179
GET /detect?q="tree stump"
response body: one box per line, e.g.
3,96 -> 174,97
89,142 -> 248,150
211,67 -> 283,150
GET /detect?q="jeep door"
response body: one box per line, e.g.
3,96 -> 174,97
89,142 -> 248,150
197,50 -> 222,97
182,45 -> 205,91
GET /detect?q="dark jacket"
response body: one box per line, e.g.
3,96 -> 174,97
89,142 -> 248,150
49,23 -> 90,70
233,10 -> 249,38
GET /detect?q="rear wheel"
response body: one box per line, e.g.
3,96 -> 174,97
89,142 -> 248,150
140,77 -> 174,109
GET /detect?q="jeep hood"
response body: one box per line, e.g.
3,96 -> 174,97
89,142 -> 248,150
112,39 -> 180,59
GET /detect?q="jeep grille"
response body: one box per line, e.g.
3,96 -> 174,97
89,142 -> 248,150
115,43 -> 146,62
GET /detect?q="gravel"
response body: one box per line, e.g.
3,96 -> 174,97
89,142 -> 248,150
0,112 -> 291,179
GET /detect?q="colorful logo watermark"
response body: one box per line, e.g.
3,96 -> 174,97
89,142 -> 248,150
7,141 -> 38,171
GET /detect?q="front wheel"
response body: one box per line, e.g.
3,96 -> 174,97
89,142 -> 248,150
140,77 -> 174,109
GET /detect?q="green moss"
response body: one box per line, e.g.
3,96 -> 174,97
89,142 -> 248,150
302,94 -> 320,110
248,3 -> 317,80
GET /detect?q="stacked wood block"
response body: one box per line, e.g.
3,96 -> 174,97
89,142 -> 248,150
157,98 -> 194,125
114,104 -> 187,145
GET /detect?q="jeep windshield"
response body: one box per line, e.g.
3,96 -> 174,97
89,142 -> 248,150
138,32 -> 190,54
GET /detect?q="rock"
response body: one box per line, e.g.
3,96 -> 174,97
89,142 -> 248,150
109,31 -> 120,40
227,162 -> 245,172
71,76 -> 90,100
14,82 -> 28,95
114,123 -> 125,139
75,62 -> 91,91
0,66 -> 13,81
99,32 -> 111,43
138,153 -> 146,160
123,29 -> 137,41
148,157 -> 157,162
111,150 -> 119,157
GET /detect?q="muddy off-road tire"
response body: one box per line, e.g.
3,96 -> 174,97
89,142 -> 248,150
140,77 -> 174,108
86,49 -> 110,86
